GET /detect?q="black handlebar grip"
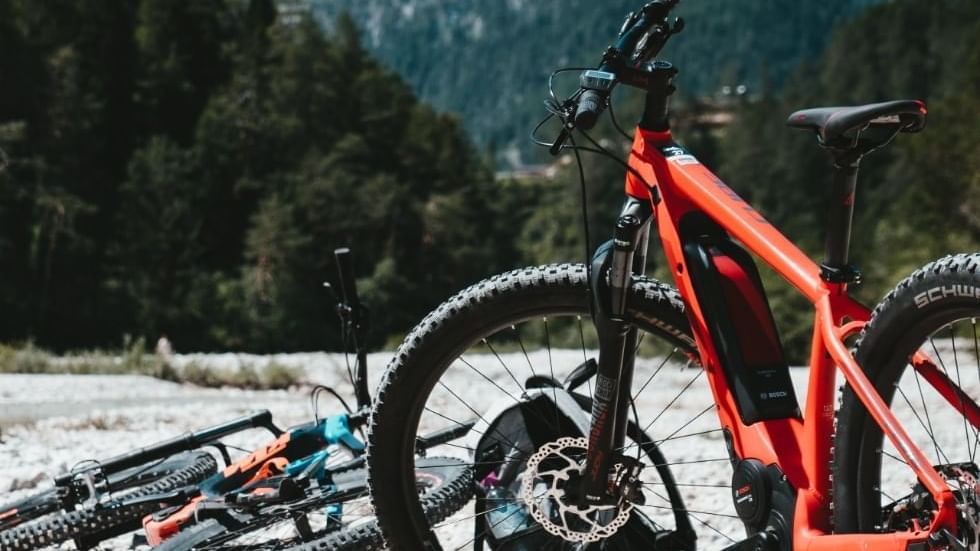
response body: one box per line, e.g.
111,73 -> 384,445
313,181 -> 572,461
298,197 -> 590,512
574,89 -> 605,131
334,247 -> 360,309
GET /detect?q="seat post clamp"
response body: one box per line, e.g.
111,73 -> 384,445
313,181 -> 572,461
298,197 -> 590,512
819,263 -> 863,285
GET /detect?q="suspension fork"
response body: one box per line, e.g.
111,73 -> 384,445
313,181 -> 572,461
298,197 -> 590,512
583,197 -> 653,503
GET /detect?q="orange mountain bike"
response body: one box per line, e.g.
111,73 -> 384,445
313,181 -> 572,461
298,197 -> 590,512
368,1 -> 980,550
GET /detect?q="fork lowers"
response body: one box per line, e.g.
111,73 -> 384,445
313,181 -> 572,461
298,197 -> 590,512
582,199 -> 653,504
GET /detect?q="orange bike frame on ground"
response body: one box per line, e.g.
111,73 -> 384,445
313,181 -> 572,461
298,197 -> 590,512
625,126 -> 966,549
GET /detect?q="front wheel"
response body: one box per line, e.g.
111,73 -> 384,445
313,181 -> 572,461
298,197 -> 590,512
0,451 -> 217,551
834,253 -> 980,536
369,264 -> 741,550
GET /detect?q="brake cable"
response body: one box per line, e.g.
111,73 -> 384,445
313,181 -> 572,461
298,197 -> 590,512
565,131 -> 593,285
607,89 -> 634,142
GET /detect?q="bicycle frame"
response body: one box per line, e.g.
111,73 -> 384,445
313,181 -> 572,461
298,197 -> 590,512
611,125 -> 971,549
143,413 -> 366,545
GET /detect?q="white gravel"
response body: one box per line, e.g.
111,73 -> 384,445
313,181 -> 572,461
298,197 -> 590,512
0,351 -> 399,496
1,346 -> 978,550
0,353 -> 391,551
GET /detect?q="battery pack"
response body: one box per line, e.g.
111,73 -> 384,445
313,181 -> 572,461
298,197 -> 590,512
681,216 -> 800,424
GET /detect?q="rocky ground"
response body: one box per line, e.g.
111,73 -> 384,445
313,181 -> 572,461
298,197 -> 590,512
0,346 -> 977,550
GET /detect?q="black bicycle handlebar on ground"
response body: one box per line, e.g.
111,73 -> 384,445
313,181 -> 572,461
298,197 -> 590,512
54,410 -> 281,487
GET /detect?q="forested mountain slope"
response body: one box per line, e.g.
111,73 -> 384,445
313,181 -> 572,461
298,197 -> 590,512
306,0 -> 879,165
0,0 -> 975,359
0,1 -> 509,351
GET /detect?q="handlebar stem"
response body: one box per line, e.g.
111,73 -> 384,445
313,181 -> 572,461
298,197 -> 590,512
636,61 -> 678,131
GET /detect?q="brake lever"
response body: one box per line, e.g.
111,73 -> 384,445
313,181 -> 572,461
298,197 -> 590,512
618,10 -> 641,38
549,127 -> 570,156
545,97 -> 577,156
633,18 -> 679,64
672,16 -> 685,35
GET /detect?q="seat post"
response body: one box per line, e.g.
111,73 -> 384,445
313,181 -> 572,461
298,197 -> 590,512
821,158 -> 861,284
787,99 -> 927,285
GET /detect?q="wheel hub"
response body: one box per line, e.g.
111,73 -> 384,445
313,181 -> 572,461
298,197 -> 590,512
884,463 -> 980,550
946,464 -> 980,551
518,436 -> 635,543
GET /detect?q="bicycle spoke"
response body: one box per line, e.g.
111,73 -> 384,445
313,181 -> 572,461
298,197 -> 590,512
454,506 -> 527,551
459,354 -> 564,439
434,504 -> 508,529
423,406 -> 529,456
481,339 -> 528,395
654,406 -> 717,445
512,324 -> 537,378
646,489 -> 738,543
638,369 -> 704,436
895,383 -> 950,465
929,332 -> 976,461
634,330 -> 647,355
973,318 -> 979,387
632,348 -> 677,400
577,315 -> 593,398
411,460 -> 520,469
972,318 -> 980,463
881,449 -> 908,465
619,409 -> 717,454
459,355 -> 526,404
629,506 -> 668,532
432,440 -> 476,453
909,354 -> 948,465
653,457 -> 731,467
686,513 -> 738,544
648,481 -> 729,488
637,502 -> 738,519
542,316 -> 561,431
431,386 -> 529,456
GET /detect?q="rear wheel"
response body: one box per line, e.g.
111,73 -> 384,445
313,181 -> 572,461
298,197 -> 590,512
0,451 -> 217,551
834,253 -> 980,537
369,264 -> 741,550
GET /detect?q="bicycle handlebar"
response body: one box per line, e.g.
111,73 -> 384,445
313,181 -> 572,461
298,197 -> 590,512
574,89 -> 606,130
572,1 -> 679,130
333,247 -> 360,314
54,411 -> 280,486
333,246 -> 372,410
610,1 -> 675,67
193,410 -> 281,441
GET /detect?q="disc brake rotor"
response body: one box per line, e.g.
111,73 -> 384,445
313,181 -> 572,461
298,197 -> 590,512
519,436 -> 632,543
